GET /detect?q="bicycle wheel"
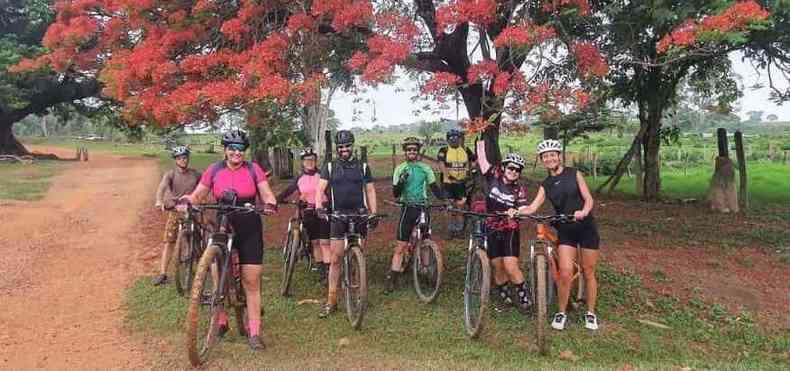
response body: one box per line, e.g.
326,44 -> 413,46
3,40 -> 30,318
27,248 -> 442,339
343,245 -> 367,330
464,248 -> 490,338
534,254 -> 550,355
186,244 -> 223,367
175,229 -> 193,296
529,241 -> 557,308
413,239 -> 444,303
280,228 -> 300,297
234,304 -> 248,337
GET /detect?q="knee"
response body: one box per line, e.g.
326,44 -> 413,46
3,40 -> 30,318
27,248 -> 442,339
558,268 -> 574,284
582,266 -> 597,280
503,261 -> 521,275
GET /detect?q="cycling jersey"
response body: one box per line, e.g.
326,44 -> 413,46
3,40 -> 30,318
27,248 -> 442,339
156,168 -> 200,206
200,161 -> 267,200
276,169 -> 327,207
437,146 -> 477,183
320,157 -> 372,211
392,161 -> 436,204
484,168 -> 529,231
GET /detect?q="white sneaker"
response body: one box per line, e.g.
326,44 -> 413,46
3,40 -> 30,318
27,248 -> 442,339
584,311 -> 599,330
551,312 -> 567,330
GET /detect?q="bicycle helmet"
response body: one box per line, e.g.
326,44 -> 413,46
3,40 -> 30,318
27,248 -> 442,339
536,139 -> 562,155
335,130 -> 355,146
402,136 -> 422,150
221,129 -> 250,148
502,153 -> 526,169
171,145 -> 190,158
300,147 -> 317,159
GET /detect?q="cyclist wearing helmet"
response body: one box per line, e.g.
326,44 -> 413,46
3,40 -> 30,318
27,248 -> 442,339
152,145 -> 200,286
276,147 -> 331,281
315,130 -> 378,317
181,129 -> 278,351
523,139 -> 600,331
476,145 -> 533,314
437,128 -> 477,237
387,137 -> 445,293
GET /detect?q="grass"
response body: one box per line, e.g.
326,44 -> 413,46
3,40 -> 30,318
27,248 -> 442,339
0,160 -> 65,201
125,245 -> 789,369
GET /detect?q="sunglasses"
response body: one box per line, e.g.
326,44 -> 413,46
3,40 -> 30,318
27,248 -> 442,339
506,166 -> 523,173
405,147 -> 419,153
337,144 -> 352,150
226,143 -> 247,152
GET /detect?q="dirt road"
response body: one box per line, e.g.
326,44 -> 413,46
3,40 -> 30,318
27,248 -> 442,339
0,147 -> 159,368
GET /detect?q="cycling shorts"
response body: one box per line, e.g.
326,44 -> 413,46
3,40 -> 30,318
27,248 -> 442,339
397,205 -> 430,242
329,210 -> 369,240
228,211 -> 264,265
556,219 -> 600,250
303,211 -> 330,241
444,182 -> 467,200
163,211 -> 183,243
487,228 -> 520,259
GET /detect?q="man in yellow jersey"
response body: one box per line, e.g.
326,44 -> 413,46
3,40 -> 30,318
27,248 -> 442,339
436,129 -> 477,238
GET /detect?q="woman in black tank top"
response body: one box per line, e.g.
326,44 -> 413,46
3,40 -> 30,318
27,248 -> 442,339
521,140 -> 601,331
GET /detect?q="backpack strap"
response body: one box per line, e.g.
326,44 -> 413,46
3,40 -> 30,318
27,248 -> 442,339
327,161 -> 335,209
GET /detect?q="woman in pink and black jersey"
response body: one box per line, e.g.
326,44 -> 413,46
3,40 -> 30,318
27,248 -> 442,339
276,147 -> 331,281
181,129 -> 277,351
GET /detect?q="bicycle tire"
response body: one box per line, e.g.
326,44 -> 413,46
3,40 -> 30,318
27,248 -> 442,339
413,239 -> 444,303
174,229 -> 193,296
534,254 -> 550,355
463,248 -> 490,338
280,228 -> 300,297
234,304 -> 248,337
343,245 -> 367,330
186,244 -> 223,367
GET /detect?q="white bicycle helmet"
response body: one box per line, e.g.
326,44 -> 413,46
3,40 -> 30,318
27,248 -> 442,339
299,147 -> 317,159
536,139 -> 562,155
502,153 -> 526,168
171,145 -> 190,158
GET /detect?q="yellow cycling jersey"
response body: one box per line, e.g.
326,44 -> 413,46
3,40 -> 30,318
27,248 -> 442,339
438,146 -> 476,184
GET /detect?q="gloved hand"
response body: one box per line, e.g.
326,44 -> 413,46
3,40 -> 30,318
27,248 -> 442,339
317,208 -> 329,220
263,203 -> 278,216
398,171 -> 409,184
367,215 -> 379,230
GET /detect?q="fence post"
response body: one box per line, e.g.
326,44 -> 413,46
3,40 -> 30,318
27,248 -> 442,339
592,153 -> 598,180
735,131 -> 748,210
392,144 -> 397,174
784,150 -> 788,165
324,130 -> 332,162
361,146 -> 368,164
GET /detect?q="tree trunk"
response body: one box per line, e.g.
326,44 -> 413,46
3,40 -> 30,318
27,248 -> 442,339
634,144 -> 643,196
642,116 -> 661,201
0,122 -> 30,155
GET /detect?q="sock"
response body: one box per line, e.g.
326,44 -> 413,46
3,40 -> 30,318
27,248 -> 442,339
216,311 -> 228,326
248,319 -> 260,337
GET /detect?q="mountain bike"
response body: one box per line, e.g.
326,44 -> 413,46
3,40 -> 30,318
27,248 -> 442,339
326,211 -> 385,330
384,200 -> 445,303
448,206 -> 524,338
524,213 -> 575,355
172,204 -> 207,297
185,202 -> 266,367
280,200 -> 315,297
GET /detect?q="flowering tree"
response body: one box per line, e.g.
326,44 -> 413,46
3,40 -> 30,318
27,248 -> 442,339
577,0 -> 785,201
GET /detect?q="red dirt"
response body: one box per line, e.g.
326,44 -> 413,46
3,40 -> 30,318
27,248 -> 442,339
0,147 -> 158,368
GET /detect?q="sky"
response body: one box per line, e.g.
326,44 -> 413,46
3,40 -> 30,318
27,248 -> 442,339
330,54 -> 790,129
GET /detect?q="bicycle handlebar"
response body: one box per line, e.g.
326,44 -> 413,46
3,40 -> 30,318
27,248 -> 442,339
446,207 -> 523,220
383,199 -> 448,209
523,214 -> 575,224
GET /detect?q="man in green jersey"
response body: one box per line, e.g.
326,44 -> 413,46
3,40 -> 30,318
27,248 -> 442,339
388,137 -> 446,292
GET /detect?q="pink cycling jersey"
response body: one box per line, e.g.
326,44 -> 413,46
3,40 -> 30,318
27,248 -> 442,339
200,161 -> 267,200
296,172 -> 325,206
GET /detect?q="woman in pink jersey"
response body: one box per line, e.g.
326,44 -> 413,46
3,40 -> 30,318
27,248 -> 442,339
276,147 -> 331,281
181,129 -> 277,351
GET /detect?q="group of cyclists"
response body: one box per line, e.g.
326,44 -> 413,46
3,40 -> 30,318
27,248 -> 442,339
154,127 -> 602,351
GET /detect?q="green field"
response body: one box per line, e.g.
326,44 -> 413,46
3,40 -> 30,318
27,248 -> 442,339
0,160 -> 65,201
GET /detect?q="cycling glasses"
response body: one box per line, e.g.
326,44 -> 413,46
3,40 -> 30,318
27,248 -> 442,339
505,166 -> 523,173
226,143 -> 247,152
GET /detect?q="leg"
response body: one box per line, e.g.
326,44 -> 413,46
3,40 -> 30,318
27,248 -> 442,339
159,241 -> 175,276
580,248 -> 600,313
241,264 -> 263,335
392,241 -> 408,272
319,239 -> 331,264
325,240 -> 345,307
555,245 -> 577,313
311,239 -> 323,262
490,258 -> 508,286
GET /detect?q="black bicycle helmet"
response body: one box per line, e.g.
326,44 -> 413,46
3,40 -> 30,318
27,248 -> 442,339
335,130 -> 355,146
402,136 -> 422,150
221,129 -> 250,147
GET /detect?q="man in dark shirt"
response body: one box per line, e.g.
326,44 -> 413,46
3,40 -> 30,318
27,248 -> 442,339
315,130 -> 378,317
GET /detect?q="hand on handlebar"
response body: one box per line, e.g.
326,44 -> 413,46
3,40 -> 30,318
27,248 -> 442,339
506,208 -> 519,219
317,208 -> 328,220
263,203 -> 278,216
573,210 -> 587,221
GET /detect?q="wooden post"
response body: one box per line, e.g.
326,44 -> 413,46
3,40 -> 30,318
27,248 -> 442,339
735,131 -> 748,210
361,146 -> 368,164
324,130 -> 332,162
392,144 -> 397,174
285,148 -> 294,178
716,128 -> 729,158
592,153 -> 598,180
783,150 -> 788,165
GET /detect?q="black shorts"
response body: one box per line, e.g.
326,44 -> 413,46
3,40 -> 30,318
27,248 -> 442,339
329,210 -> 369,240
397,205 -> 430,242
228,211 -> 264,265
556,219 -> 600,250
487,228 -> 520,259
303,211 -> 330,241
444,182 -> 467,200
